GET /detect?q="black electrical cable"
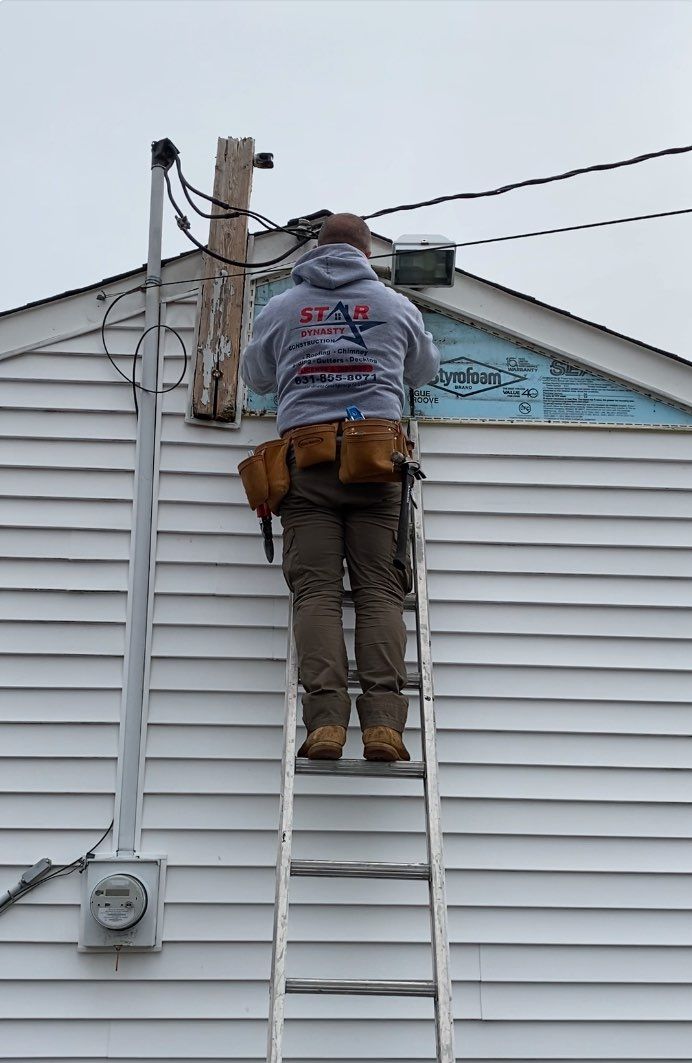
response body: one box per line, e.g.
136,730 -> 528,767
174,155 -> 278,225
105,202 -> 692,301
175,220 -> 311,269
363,142 -> 692,220
130,324 -> 188,404
100,284 -> 189,414
173,156 -> 308,238
0,820 -> 114,915
164,171 -> 312,269
449,205 -> 692,250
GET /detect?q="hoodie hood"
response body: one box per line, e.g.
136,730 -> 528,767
291,243 -> 379,290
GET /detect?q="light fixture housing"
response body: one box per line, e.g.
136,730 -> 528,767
391,234 -> 456,288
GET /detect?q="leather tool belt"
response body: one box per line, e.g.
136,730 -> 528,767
238,418 -> 412,514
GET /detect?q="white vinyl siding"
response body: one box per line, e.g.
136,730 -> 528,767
4,281 -> 692,1061
140,292 -> 692,1061
0,311 -> 137,1057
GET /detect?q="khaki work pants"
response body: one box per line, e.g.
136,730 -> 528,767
279,450 -> 409,733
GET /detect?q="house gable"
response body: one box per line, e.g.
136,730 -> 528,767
244,275 -> 692,428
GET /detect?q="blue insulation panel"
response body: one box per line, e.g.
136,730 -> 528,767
244,280 -> 692,427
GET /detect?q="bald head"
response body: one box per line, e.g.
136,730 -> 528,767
317,213 -> 372,257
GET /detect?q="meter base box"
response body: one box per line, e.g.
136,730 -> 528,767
79,854 -> 166,952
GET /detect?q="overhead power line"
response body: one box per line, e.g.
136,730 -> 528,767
446,205 -> 692,250
362,143 -> 692,220
100,200 -> 692,406
162,139 -> 692,271
107,202 -> 692,298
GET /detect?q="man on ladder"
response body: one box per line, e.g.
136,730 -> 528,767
241,213 -> 440,762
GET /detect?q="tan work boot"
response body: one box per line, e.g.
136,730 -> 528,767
362,726 -> 411,762
297,725 -> 347,760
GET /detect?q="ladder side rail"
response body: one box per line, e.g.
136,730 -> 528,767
267,600 -> 299,1063
409,419 -> 456,1063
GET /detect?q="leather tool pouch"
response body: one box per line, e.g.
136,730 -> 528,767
339,418 -> 413,484
290,422 -> 338,470
238,437 -> 291,514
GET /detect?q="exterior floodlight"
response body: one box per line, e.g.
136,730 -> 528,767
391,234 -> 456,288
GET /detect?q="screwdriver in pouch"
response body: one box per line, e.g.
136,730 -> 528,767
248,449 -> 274,563
257,502 -> 274,563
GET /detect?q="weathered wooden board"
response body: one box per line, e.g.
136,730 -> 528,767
192,136 -> 254,421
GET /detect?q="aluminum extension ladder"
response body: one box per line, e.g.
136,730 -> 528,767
267,420 -> 455,1062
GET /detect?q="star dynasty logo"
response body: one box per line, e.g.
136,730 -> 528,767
295,301 -> 385,350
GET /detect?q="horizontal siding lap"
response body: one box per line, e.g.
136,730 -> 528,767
0,528 -> 131,560
143,759 -> 692,804
0,352 -> 146,384
0,939 -> 479,981
0,622 -> 125,655
0,980 -> 475,1019
427,571 -> 692,607
0,794 -> 115,828
0,497 -> 132,530
426,482 -> 692,518
13,978 -> 692,1022
2,1018 -> 692,1059
139,791 -> 692,837
150,624 -> 692,671
0,560 -> 129,592
148,594 -> 692,639
0,655 -> 123,686
0,467 -> 133,499
0,409 -> 135,441
142,690 -> 689,733
0,760 -> 116,792
0,379 -> 139,413
0,689 -> 121,723
136,826 -> 692,872
156,865 -> 692,912
0,721 -> 117,755
420,423 -> 692,460
0,437 -> 135,469
422,453 -> 692,489
9,898 -> 687,949
143,723 -> 692,768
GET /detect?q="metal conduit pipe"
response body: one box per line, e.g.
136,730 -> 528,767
114,139 -> 177,854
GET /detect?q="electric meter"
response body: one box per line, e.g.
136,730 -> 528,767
391,234 -> 456,288
89,873 -> 148,931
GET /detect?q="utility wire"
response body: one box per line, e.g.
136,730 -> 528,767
100,284 -> 188,414
363,142 -> 692,220
106,202 -> 692,299
394,205 -> 692,252
0,820 -> 114,916
100,198 -> 692,406
164,171 -> 312,268
173,155 -> 306,238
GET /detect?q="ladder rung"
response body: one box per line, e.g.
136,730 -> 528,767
286,977 -> 436,997
347,668 -> 421,688
295,757 -> 425,778
291,859 -> 431,880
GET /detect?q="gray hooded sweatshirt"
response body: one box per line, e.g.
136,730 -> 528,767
240,243 -> 440,435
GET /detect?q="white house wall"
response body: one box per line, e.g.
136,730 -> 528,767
3,280 -> 692,1061
142,293 -> 692,1061
0,306 -> 140,1057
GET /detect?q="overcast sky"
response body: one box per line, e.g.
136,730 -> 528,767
2,0 -> 691,353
